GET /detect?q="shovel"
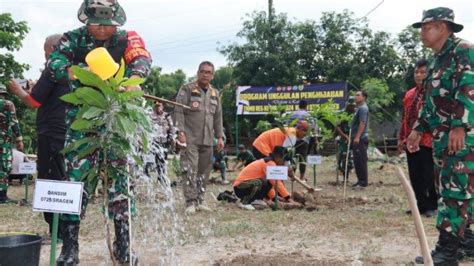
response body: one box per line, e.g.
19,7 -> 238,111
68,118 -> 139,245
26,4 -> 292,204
292,176 -> 320,193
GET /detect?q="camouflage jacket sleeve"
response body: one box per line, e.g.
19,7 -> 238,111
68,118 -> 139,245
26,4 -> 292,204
213,89 -> 224,139
413,96 -> 431,133
450,41 -> 474,131
5,101 -> 22,141
46,33 -> 75,83
174,85 -> 189,132
166,113 -> 177,139
124,31 -> 152,78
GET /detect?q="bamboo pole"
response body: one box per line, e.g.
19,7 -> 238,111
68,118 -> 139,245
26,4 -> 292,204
102,156 -> 118,266
343,128 -> 352,207
396,166 -> 433,266
143,94 -> 191,110
127,174 -> 132,266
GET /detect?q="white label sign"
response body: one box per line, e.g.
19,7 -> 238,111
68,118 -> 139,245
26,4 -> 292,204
307,155 -> 322,165
33,180 -> 84,215
19,162 -> 37,174
266,166 -> 288,180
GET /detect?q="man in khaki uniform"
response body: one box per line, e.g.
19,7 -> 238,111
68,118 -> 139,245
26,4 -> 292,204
175,61 -> 224,214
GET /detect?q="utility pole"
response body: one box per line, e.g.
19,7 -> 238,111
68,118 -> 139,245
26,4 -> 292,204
268,0 -> 273,23
267,0 -> 274,55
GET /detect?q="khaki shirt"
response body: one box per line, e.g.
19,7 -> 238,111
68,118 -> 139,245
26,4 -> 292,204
175,82 -> 224,146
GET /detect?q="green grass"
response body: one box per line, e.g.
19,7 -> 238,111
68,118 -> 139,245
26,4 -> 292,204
1,155 -> 463,265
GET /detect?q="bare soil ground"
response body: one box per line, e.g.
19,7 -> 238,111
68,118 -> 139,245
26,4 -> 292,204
2,156 -> 474,265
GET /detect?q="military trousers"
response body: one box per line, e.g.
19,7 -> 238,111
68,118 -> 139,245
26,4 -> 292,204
337,139 -> 353,179
0,144 -> 13,192
180,144 -> 213,206
60,129 -> 135,223
434,142 -> 474,237
234,179 -> 272,205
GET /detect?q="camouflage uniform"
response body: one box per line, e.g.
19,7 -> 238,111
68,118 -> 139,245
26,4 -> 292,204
48,26 -> 151,222
337,120 -> 353,178
175,82 -> 224,206
413,23 -> 473,239
150,109 -> 176,156
46,1 -> 151,264
212,137 -> 228,182
0,90 -> 22,200
148,109 -> 176,181
336,98 -> 355,179
411,7 -> 474,265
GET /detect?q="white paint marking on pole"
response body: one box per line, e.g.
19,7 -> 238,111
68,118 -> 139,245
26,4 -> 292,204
19,162 -> 37,174
307,155 -> 322,165
33,180 -> 84,215
266,166 -> 288,180
237,104 -> 244,115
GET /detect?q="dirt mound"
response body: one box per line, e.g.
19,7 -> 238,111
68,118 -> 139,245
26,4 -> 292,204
214,253 -> 347,266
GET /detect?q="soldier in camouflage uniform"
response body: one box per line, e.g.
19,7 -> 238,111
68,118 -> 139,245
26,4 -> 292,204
0,84 -> 23,203
150,101 -> 177,159
406,7 -> 474,265
147,101 -> 176,181
46,1 -> 152,265
175,61 -> 224,214
335,97 -> 355,180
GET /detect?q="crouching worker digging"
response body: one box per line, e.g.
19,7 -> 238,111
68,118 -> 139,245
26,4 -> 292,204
232,146 -> 299,210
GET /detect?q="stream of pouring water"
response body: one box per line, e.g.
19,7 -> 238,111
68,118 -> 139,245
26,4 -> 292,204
98,105 -> 183,265
131,106 -> 182,265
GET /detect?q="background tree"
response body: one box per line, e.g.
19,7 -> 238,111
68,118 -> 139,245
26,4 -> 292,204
221,9 -> 410,144
212,66 -> 238,143
0,13 -> 29,85
396,26 -> 430,90
142,67 -> 186,100
0,13 -> 35,151
360,78 -> 395,121
221,10 -> 301,86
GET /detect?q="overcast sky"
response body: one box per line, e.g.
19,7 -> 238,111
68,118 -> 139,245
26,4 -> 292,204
1,0 -> 472,80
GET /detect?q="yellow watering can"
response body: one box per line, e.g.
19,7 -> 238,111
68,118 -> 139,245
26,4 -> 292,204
85,47 -> 119,80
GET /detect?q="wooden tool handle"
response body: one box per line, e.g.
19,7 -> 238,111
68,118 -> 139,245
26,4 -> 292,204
396,166 -> 433,266
292,176 -> 315,192
143,94 -> 191,110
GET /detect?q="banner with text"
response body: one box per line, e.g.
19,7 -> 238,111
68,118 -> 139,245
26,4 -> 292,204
236,82 -> 347,115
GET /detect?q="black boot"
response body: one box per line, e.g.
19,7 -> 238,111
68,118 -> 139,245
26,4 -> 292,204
56,222 -> 80,266
113,218 -> 138,265
460,227 -> 474,259
0,190 -> 8,203
415,230 -> 460,265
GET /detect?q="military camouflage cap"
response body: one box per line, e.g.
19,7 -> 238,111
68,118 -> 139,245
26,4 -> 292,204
412,7 -> 463,33
78,0 -> 126,26
0,83 -> 7,94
